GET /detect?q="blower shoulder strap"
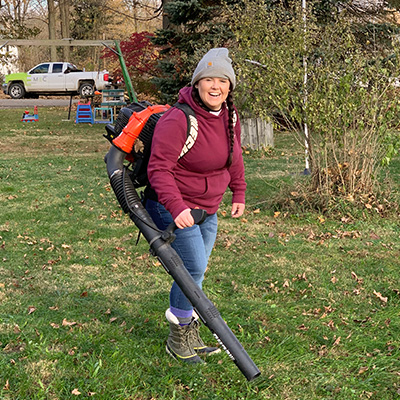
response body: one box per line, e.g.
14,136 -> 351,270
173,102 -> 199,159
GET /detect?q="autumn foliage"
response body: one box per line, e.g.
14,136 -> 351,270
102,32 -> 160,96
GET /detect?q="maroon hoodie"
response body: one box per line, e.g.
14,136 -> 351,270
147,86 -> 246,220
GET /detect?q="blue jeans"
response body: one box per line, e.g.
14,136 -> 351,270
145,199 -> 218,313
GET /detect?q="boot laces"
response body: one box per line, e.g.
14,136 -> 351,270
189,319 -> 205,347
180,324 -> 196,353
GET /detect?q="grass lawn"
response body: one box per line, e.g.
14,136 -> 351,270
0,106 -> 399,399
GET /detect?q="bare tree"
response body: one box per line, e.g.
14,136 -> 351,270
0,0 -> 43,69
120,0 -> 162,31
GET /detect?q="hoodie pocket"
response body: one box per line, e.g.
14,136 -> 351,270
176,175 -> 208,197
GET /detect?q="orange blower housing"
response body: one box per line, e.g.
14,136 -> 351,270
112,104 -> 170,154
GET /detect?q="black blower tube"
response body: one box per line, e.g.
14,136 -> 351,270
105,145 -> 261,382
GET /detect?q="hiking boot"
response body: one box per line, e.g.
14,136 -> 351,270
165,309 -> 204,364
190,311 -> 221,356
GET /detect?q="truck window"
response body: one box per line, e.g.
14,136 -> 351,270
30,64 -> 50,74
52,63 -> 64,73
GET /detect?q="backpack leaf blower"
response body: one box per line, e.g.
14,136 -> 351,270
105,118 -> 261,382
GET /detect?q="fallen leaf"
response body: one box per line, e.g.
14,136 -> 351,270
71,388 -> 81,395
373,290 -> 388,303
50,323 -> 60,329
333,336 -> 341,346
62,319 -> 77,327
3,380 -> 10,390
298,324 -> 309,331
28,306 -> 36,314
370,232 -> 381,240
327,320 -> 336,331
358,366 -> 369,374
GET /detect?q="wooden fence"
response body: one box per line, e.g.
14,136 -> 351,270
241,118 -> 274,149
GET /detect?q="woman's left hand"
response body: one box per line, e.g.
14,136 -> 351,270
231,203 -> 245,218
174,208 -> 195,229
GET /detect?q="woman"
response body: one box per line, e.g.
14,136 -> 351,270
145,48 -> 246,364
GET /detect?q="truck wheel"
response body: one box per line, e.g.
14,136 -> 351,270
79,82 -> 94,97
9,82 -> 26,99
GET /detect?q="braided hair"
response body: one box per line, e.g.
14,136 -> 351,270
226,91 -> 235,167
192,86 -> 236,167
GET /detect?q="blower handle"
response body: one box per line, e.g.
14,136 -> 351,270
162,209 -> 207,242
189,208 -> 208,225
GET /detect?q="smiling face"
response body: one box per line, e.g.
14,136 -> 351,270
195,77 -> 231,111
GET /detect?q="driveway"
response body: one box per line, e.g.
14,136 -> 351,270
0,97 -> 80,109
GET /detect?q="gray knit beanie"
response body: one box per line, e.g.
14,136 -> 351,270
191,48 -> 236,90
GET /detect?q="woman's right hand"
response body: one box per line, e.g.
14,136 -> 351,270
174,208 -> 194,229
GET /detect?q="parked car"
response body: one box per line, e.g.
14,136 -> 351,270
3,62 -> 111,99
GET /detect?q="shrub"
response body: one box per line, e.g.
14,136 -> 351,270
231,0 -> 400,210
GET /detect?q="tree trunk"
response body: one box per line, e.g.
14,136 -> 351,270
59,0 -> 71,60
48,0 -> 57,61
162,0 -> 172,29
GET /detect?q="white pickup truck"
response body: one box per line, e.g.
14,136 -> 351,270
3,62 -> 111,99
